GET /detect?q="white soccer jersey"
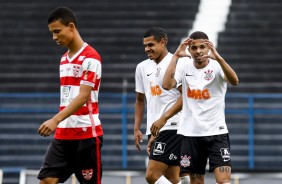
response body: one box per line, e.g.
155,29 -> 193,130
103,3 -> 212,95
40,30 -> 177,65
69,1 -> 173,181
135,53 -> 182,135
175,58 -> 228,136
55,43 -> 103,140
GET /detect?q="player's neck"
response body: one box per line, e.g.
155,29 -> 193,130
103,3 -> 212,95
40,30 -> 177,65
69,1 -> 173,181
154,50 -> 168,64
68,36 -> 85,58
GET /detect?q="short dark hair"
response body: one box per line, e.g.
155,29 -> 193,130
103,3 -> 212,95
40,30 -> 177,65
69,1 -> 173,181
189,31 -> 209,40
48,7 -> 77,26
144,27 -> 168,42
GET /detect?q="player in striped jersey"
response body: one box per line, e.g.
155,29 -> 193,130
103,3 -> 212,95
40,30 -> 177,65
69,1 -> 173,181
37,7 -> 103,184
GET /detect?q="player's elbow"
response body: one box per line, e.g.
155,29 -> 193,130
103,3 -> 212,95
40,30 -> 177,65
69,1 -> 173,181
231,78 -> 239,86
162,83 -> 173,90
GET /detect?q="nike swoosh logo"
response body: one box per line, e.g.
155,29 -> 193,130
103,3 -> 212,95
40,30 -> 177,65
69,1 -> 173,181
186,74 -> 193,76
147,73 -> 153,76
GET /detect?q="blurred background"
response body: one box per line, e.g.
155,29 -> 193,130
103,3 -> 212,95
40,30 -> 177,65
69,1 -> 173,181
0,0 -> 282,183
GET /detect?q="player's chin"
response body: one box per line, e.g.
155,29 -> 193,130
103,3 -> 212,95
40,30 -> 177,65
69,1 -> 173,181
147,53 -> 154,59
56,42 -> 65,47
148,55 -> 155,60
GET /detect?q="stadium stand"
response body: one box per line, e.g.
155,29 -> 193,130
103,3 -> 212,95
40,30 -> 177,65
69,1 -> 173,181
217,0 -> 282,170
217,0 -> 282,93
0,0 -> 199,94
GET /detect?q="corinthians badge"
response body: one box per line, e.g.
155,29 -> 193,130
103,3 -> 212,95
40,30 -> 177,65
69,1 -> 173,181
204,70 -> 213,81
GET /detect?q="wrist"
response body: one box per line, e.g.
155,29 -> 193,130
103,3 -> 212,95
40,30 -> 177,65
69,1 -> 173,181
51,116 -> 61,125
173,54 -> 180,60
217,56 -> 225,63
134,127 -> 140,132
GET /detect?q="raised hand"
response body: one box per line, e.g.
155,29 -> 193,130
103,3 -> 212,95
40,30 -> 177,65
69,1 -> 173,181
203,39 -> 223,61
174,38 -> 192,58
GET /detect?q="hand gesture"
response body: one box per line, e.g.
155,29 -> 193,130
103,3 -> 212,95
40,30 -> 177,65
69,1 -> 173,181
202,39 -> 223,61
174,38 -> 192,58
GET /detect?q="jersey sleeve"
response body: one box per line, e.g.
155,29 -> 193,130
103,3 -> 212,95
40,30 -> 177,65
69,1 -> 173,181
135,63 -> 144,93
174,57 -> 187,87
81,58 -> 102,88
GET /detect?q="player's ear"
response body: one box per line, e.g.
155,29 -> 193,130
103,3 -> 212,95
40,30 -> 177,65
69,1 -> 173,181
160,37 -> 168,46
68,22 -> 76,30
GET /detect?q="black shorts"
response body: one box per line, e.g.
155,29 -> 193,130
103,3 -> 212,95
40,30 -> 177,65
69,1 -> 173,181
149,130 -> 183,166
180,134 -> 232,174
38,136 -> 103,184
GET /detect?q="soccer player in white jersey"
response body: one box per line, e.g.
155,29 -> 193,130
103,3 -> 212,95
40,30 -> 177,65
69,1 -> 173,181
134,27 -> 184,184
37,7 -> 103,184
162,31 -> 239,184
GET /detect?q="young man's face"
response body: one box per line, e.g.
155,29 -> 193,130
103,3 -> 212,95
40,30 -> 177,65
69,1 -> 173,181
143,36 -> 166,62
189,39 -> 210,65
48,19 -> 74,47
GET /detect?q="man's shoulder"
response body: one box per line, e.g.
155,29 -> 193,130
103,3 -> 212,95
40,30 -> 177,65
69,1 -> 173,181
83,44 -> 101,61
137,58 -> 153,67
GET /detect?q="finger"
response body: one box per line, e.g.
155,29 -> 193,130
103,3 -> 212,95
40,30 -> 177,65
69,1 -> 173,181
147,146 -> 151,155
156,130 -> 160,137
38,125 -> 46,136
150,126 -> 155,136
43,130 -> 51,137
155,128 -> 160,137
135,141 -> 141,151
40,127 -> 51,137
138,135 -> 143,143
38,125 -> 44,134
153,128 -> 158,137
202,55 -> 210,59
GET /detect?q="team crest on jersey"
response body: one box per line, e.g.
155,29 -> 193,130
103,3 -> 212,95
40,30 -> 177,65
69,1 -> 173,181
155,67 -> 161,77
204,70 -> 213,81
220,148 -> 231,162
73,65 -> 81,77
82,169 -> 93,180
153,142 -> 166,155
180,155 -> 191,167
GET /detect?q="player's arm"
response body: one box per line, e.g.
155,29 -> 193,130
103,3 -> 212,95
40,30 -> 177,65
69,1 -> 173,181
217,57 -> 239,86
134,92 -> 145,150
150,94 -> 182,137
204,39 -> 239,86
38,84 -> 92,137
163,39 -> 191,90
162,54 -> 178,90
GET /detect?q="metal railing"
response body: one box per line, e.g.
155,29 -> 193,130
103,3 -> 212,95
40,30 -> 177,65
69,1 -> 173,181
0,93 -> 282,173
